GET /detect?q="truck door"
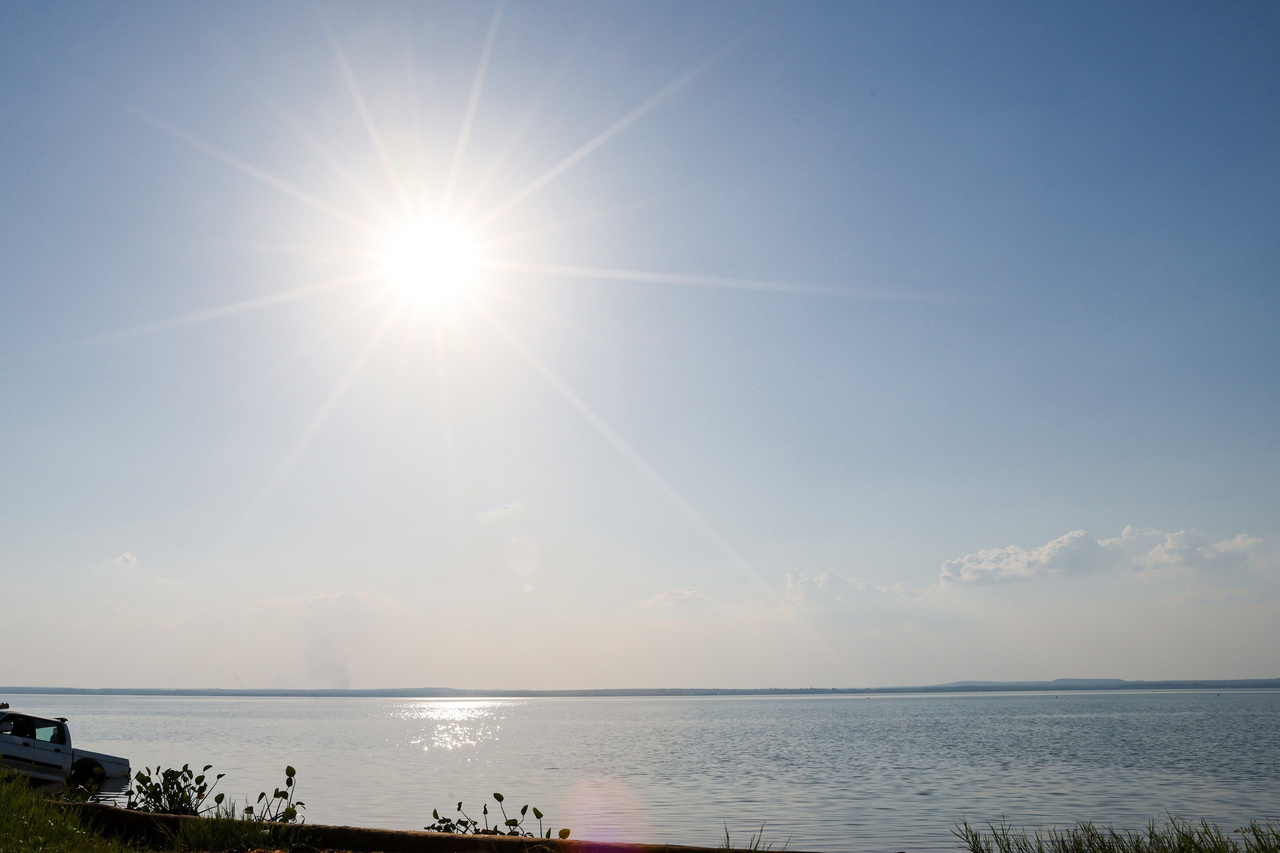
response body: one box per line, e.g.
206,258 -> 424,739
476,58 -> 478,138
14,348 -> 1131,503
0,714 -> 36,774
30,719 -> 73,781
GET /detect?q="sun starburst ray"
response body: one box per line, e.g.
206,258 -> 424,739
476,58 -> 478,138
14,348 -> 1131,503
452,37 -> 576,221
60,271 -> 378,352
122,103 -> 383,238
403,12 -> 432,209
473,302 -> 770,593
230,302 -> 404,542
478,200 -> 658,253
385,303 -> 424,417
431,311 -> 463,567
469,46 -> 730,234
240,74 -> 400,230
439,0 -> 505,216
193,238 -> 370,260
485,261 -> 931,300
318,7 -> 415,218
485,286 -> 608,348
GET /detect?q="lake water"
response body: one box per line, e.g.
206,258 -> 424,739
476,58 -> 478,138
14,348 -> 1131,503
10,691 -> 1280,852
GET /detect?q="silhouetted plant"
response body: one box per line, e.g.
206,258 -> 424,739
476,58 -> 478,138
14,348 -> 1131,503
126,764 -> 225,816
242,765 -> 305,824
426,792 -> 569,839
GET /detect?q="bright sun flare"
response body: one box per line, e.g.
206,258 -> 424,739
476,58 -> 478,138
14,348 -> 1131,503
380,218 -> 481,305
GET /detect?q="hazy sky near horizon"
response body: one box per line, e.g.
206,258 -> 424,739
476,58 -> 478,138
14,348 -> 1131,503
2,1 -> 1278,690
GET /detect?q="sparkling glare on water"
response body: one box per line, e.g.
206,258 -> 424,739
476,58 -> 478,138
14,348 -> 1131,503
395,700 -> 506,751
14,692 -> 1280,852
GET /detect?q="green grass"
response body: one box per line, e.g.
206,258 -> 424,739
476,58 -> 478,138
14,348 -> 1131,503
157,802 -> 300,851
0,770 -> 302,852
955,817 -> 1280,853
0,770 -> 130,853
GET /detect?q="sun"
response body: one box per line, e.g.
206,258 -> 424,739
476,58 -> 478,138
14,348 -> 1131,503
379,217 -> 481,306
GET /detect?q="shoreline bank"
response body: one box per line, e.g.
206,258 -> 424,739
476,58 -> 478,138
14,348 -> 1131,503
65,802 -> 816,853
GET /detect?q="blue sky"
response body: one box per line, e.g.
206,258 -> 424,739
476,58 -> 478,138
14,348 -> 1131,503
2,1 -> 1278,688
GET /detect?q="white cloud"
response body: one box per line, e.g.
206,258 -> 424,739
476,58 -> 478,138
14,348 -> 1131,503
1138,531 -> 1263,573
937,527 -> 1274,592
113,552 -> 138,566
784,569 -> 920,626
785,568 -> 909,605
939,529 -> 1120,584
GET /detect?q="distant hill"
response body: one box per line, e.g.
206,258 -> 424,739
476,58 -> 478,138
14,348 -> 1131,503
2,677 -> 1278,699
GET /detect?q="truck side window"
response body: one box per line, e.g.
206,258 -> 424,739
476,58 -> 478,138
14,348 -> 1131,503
34,723 -> 66,744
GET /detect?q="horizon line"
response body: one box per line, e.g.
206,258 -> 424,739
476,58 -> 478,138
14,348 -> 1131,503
3,677 -> 1279,699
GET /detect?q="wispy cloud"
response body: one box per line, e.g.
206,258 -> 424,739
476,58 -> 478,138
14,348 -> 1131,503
641,587 -> 709,608
249,589 -> 396,612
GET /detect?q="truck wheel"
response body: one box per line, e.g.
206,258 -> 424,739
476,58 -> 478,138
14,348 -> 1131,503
69,761 -> 105,789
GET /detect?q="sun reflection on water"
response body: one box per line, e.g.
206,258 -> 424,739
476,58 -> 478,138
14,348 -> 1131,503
393,700 -> 520,751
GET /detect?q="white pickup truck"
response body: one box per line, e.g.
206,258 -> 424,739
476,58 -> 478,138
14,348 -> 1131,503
0,707 -> 130,789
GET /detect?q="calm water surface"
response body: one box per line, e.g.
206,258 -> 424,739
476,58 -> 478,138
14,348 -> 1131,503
13,692 -> 1280,852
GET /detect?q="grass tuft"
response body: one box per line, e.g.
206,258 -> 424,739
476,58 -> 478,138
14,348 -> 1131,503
721,821 -> 789,851
159,802 -> 301,851
0,770 -> 130,853
954,817 -> 1280,853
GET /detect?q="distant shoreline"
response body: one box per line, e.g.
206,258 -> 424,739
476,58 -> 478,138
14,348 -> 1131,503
3,677 -> 1278,698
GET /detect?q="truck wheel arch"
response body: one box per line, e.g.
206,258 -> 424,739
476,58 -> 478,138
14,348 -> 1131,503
69,759 -> 105,787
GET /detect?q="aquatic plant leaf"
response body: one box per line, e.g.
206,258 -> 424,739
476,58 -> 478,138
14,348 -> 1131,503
493,792 -> 504,802
560,829 -> 571,839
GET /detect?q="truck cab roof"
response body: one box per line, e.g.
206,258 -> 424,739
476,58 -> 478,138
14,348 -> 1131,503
0,712 -> 70,745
